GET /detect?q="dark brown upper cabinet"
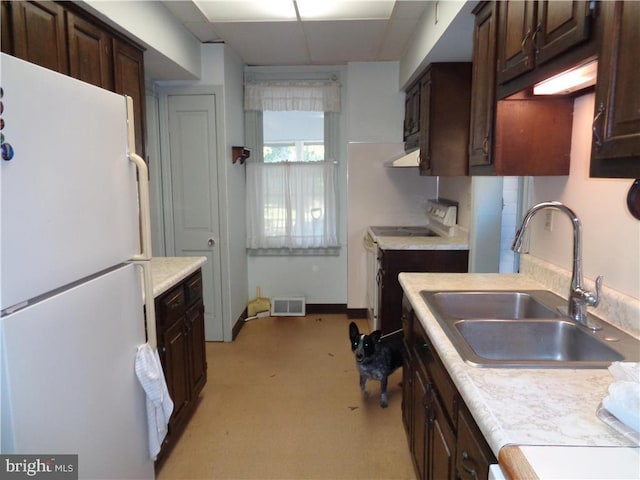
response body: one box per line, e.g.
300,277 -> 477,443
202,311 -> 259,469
469,2 -> 497,171
113,38 -> 147,160
418,63 -> 471,176
470,1 -> 573,176
5,1 -> 69,74
404,80 -> 421,152
67,11 -> 114,90
590,1 -> 640,178
2,0 -> 146,160
496,1 -> 598,99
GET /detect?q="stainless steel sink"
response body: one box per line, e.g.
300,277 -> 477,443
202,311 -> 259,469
420,290 -> 640,368
455,319 -> 624,366
425,291 -> 561,319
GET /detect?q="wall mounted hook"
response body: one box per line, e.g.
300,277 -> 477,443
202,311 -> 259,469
232,146 -> 251,164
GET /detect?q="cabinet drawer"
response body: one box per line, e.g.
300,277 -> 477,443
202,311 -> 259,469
185,271 -> 203,306
414,321 -> 458,428
431,392 -> 456,480
159,285 -> 186,326
456,405 -> 496,480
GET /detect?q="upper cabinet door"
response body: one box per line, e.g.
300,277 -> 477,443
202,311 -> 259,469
8,1 -> 69,74
496,0 -> 536,84
113,38 -> 146,159
469,1 -> 497,170
590,1 -> 640,178
535,1 -> 591,66
497,1 -> 594,88
67,11 -> 114,90
419,70 -> 432,175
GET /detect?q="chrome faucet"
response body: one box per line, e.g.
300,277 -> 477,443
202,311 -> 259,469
512,201 -> 603,330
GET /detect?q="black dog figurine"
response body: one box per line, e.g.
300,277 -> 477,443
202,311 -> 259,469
349,322 -> 403,408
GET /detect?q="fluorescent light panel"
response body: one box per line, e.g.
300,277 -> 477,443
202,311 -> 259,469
533,60 -> 598,95
194,1 -> 395,22
296,1 -> 395,20
195,1 -> 297,22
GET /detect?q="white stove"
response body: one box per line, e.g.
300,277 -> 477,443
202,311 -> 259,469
363,199 -> 459,331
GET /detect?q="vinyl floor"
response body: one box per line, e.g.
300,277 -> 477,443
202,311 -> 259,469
155,314 -> 416,480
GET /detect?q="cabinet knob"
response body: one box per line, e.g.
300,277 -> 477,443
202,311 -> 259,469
208,237 -> 216,247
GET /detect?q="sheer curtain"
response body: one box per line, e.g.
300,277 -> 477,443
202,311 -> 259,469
245,79 -> 340,251
246,161 -> 338,249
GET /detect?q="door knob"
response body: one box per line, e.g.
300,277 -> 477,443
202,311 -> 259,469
208,237 -> 216,247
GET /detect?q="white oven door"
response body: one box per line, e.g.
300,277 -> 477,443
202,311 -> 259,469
363,233 -> 379,331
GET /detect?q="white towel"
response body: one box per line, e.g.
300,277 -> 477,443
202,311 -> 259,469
135,343 -> 174,460
603,362 -> 640,434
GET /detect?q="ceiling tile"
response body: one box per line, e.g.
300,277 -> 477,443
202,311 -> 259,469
302,20 -> 388,63
158,0 -> 470,67
211,22 -> 310,65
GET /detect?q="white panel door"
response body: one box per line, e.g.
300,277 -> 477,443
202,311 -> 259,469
166,93 -> 224,341
1,264 -> 153,479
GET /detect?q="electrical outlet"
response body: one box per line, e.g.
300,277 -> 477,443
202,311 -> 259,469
544,210 -> 553,231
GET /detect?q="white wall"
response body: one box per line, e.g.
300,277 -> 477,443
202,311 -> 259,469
247,61 -> 416,306
246,65 -> 349,304
152,44 -> 248,340
346,62 -> 404,142
399,1 -> 473,88
219,45 -> 249,336
527,93 -> 640,300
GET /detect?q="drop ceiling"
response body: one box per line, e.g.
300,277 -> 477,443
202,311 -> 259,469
162,0 -> 430,65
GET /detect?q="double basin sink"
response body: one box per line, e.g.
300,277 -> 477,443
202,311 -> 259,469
420,290 -> 640,368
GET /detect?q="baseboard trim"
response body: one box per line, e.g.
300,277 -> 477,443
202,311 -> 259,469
231,304 -> 363,340
347,308 -> 368,319
232,308 -> 248,340
305,303 -> 347,314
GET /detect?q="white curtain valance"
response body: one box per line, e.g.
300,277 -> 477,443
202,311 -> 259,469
244,81 -> 341,112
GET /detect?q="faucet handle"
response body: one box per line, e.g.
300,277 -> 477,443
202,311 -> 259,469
586,275 -> 604,307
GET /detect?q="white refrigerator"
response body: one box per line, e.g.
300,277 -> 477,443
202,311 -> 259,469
1,54 -> 156,478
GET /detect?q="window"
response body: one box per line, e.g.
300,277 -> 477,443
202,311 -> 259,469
263,111 -> 325,163
246,109 -> 338,250
244,79 -> 340,251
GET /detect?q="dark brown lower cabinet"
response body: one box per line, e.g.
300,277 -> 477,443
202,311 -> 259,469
402,296 -> 496,480
378,249 -> 469,336
155,270 -> 207,463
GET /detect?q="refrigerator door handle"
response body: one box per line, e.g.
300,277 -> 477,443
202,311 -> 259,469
125,96 -> 156,350
129,150 -> 152,261
132,260 -> 157,350
125,95 -> 152,262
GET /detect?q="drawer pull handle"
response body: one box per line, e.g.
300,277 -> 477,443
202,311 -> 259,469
592,102 -> 605,150
461,451 -> 479,480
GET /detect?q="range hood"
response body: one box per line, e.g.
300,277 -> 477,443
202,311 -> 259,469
385,148 -> 420,168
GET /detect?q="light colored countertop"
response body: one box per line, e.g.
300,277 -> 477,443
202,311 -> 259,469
150,256 -> 207,297
368,226 -> 469,250
399,272 -> 639,479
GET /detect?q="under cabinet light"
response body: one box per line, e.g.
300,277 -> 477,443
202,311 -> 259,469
533,60 -> 598,95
